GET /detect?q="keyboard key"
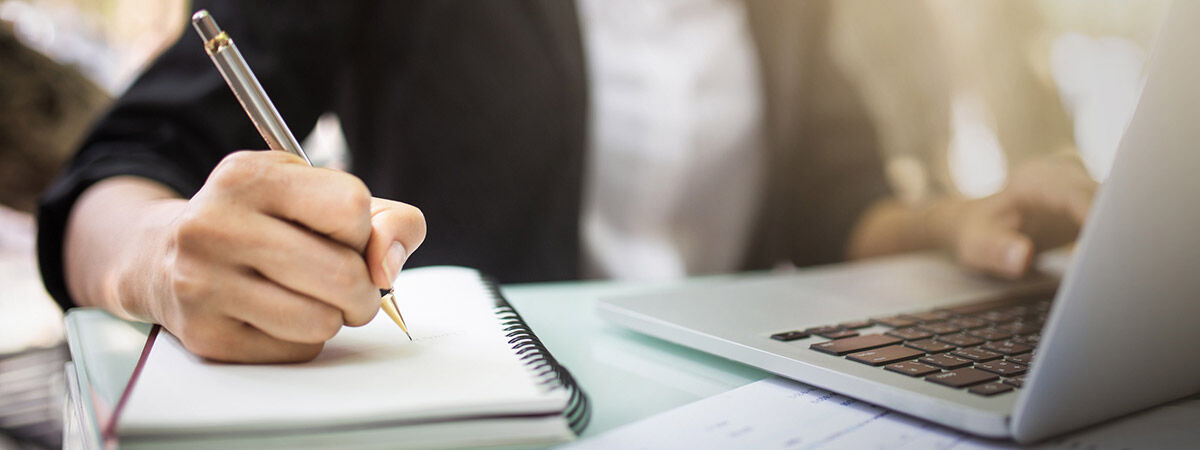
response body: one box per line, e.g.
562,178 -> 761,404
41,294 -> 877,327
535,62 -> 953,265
805,325 -> 842,335
982,340 -> 1034,355
810,334 -> 902,356
770,331 -> 809,342
939,290 -> 1050,315
885,327 -> 933,340
1003,376 -> 1026,388
948,317 -> 989,330
917,321 -> 962,335
997,322 -> 1042,335
997,305 -> 1031,317
935,333 -> 985,347
1007,353 -> 1034,365
926,368 -> 999,388
839,320 -> 873,330
966,328 -> 1013,341
820,329 -> 860,340
905,339 -> 955,354
900,311 -> 952,323
886,361 -> 941,377
1019,312 -> 1045,323
975,310 -> 1021,324
975,360 -> 1028,376
919,353 -> 973,369
871,316 -> 918,328
952,347 -> 1003,362
969,382 -> 1014,396
847,345 -> 925,366
1012,334 -> 1041,345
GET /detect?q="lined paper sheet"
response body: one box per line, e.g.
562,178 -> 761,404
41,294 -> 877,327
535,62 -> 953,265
564,377 -> 1200,449
120,267 -> 568,436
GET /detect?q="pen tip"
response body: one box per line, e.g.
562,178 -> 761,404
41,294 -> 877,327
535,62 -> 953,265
380,292 -> 412,340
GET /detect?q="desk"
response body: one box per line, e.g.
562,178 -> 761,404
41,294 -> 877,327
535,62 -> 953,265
506,278 -> 1200,449
64,273 -> 1200,448
500,278 -> 770,436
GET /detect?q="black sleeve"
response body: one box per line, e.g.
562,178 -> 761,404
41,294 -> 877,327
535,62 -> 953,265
36,1 -> 355,310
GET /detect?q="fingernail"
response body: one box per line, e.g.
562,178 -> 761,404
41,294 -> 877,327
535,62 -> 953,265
1005,242 -> 1030,274
385,241 -> 406,285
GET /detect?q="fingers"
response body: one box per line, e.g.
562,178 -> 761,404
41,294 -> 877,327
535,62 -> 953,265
165,150 -> 429,362
212,268 -> 349,344
206,151 -> 374,252
1008,156 -> 1098,225
174,199 -> 381,327
1060,183 -> 1096,225
365,198 -> 427,289
238,214 -> 380,326
956,210 -> 1035,279
180,316 -> 327,364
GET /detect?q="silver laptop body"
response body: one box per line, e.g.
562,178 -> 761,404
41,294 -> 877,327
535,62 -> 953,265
598,2 -> 1200,443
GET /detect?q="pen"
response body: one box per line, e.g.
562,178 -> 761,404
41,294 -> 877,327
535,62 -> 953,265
191,10 -> 412,340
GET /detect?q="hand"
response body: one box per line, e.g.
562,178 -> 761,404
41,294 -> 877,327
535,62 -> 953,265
70,151 -> 425,363
946,155 -> 1097,278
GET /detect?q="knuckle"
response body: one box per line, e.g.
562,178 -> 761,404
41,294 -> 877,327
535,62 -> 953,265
328,256 -> 363,292
173,209 -> 214,252
309,311 -> 343,342
343,299 -> 378,327
179,323 -> 230,360
287,343 -> 324,363
167,258 -> 214,309
210,151 -> 276,191
172,206 -> 240,257
333,176 -> 372,218
290,308 -> 342,344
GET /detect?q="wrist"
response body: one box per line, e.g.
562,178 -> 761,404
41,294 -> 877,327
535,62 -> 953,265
110,198 -> 188,324
920,198 -> 972,252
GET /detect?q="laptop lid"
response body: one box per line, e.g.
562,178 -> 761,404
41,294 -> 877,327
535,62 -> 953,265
1011,1 -> 1200,442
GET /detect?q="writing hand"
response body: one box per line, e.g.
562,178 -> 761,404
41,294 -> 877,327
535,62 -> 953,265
65,151 -> 426,363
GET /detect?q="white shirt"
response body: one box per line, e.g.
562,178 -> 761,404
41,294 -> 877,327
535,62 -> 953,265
577,0 -> 766,280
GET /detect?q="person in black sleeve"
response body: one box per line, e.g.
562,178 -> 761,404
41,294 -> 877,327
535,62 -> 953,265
38,1 -> 1096,363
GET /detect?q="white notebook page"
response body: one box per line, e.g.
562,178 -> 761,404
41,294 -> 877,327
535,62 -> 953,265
120,266 -> 568,435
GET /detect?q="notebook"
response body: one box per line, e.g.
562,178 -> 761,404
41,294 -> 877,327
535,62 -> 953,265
64,266 -> 589,449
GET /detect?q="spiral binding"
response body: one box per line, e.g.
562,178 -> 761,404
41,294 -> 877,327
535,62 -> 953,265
482,275 -> 592,436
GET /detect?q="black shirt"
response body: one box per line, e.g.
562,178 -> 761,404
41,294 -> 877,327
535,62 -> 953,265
38,0 -> 890,310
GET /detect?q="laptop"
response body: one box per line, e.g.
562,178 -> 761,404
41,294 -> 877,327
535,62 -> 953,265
597,1 -> 1200,444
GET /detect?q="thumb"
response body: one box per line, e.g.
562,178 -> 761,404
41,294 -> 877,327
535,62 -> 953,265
957,220 -> 1035,280
364,198 -> 426,289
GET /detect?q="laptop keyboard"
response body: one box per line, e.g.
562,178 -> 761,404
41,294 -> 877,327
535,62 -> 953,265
770,293 -> 1052,397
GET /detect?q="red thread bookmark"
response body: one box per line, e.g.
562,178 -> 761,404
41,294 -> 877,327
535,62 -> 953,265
102,323 -> 162,445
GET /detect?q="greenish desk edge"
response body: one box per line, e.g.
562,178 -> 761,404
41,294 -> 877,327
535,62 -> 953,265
63,277 -> 770,447
500,278 -> 770,437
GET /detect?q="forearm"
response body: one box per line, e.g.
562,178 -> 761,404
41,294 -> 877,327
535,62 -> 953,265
63,177 -> 186,322
846,197 -> 969,260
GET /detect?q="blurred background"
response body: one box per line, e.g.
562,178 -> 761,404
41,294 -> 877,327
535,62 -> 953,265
0,1 -> 1171,448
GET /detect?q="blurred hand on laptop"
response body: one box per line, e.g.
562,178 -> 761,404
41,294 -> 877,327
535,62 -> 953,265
850,153 -> 1097,280
949,154 -> 1097,279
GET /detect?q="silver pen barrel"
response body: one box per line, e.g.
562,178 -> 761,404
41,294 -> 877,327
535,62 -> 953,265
191,10 -> 312,165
